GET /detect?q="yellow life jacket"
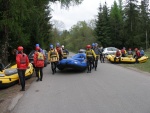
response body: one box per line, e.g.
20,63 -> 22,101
37,52 -> 44,60
86,50 -> 93,57
50,50 -> 57,58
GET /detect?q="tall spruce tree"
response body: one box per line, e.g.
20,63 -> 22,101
95,2 -> 111,47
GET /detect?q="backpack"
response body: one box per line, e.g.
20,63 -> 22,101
37,52 -> 44,60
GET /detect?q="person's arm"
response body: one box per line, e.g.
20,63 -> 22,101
16,54 -> 20,68
33,52 -> 37,67
26,54 -> 29,67
48,51 -> 51,61
92,50 -> 96,59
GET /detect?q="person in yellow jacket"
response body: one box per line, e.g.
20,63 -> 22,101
48,44 -> 59,74
86,44 -> 96,73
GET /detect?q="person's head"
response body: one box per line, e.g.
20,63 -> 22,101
123,47 -> 126,50
17,46 -> 23,53
36,44 -> 40,47
50,44 -> 54,49
86,45 -> 91,50
35,46 -> 40,51
128,48 -> 131,51
95,43 -> 98,47
56,42 -> 60,47
116,49 -> 120,52
62,45 -> 64,49
135,48 -> 138,51
92,43 -> 95,48
140,47 -> 143,50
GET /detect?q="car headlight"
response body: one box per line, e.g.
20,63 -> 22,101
0,74 -> 5,77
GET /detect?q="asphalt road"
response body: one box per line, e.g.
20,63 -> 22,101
11,53 -> 150,113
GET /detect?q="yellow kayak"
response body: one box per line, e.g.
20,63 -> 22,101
107,55 -> 148,63
0,63 -> 34,88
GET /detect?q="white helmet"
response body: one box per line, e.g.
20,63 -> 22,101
62,45 -> 64,48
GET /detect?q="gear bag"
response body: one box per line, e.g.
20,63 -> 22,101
37,52 -> 44,60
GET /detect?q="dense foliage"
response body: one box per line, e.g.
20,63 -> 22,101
95,0 -> 150,50
0,0 -> 83,65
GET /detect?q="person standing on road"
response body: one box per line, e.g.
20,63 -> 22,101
16,46 -> 29,91
93,43 -> 101,70
33,46 -> 45,81
48,44 -> 59,74
99,46 -> 105,63
91,43 -> 96,68
86,45 -> 96,73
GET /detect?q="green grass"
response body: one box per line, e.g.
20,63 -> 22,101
119,49 -> 150,73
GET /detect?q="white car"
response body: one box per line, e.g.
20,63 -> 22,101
78,49 -> 86,53
102,47 -> 118,57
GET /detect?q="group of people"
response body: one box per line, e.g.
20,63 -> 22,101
85,43 -> 105,73
15,43 -> 69,91
114,47 -> 145,63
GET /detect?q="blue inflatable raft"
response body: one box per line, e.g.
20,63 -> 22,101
57,53 -> 87,71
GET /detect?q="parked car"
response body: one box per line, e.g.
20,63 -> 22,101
102,47 -> 118,57
28,50 -> 49,67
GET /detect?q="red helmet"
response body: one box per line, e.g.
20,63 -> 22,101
17,46 -> 23,51
86,45 -> 91,49
35,46 -> 40,50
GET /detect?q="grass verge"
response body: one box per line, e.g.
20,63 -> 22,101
119,49 -> 150,73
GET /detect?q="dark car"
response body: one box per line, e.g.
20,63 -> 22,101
28,50 -> 49,67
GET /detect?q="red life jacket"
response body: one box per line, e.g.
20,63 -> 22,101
20,54 -> 27,64
121,49 -> 125,54
16,53 -> 29,69
116,51 -> 121,57
136,51 -> 140,57
56,47 -> 61,54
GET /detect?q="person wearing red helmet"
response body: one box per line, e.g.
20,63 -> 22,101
86,44 -> 96,73
33,46 -> 45,81
16,46 -> 29,91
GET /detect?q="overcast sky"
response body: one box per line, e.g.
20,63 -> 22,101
50,0 -> 117,30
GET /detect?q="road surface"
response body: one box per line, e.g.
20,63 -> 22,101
11,54 -> 150,113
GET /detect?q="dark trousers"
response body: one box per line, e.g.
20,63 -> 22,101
51,62 -> 57,74
87,57 -> 93,72
94,56 -> 99,70
18,69 -> 26,90
100,54 -> 104,62
35,67 -> 43,80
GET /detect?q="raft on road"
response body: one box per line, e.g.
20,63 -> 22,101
57,53 -> 87,71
